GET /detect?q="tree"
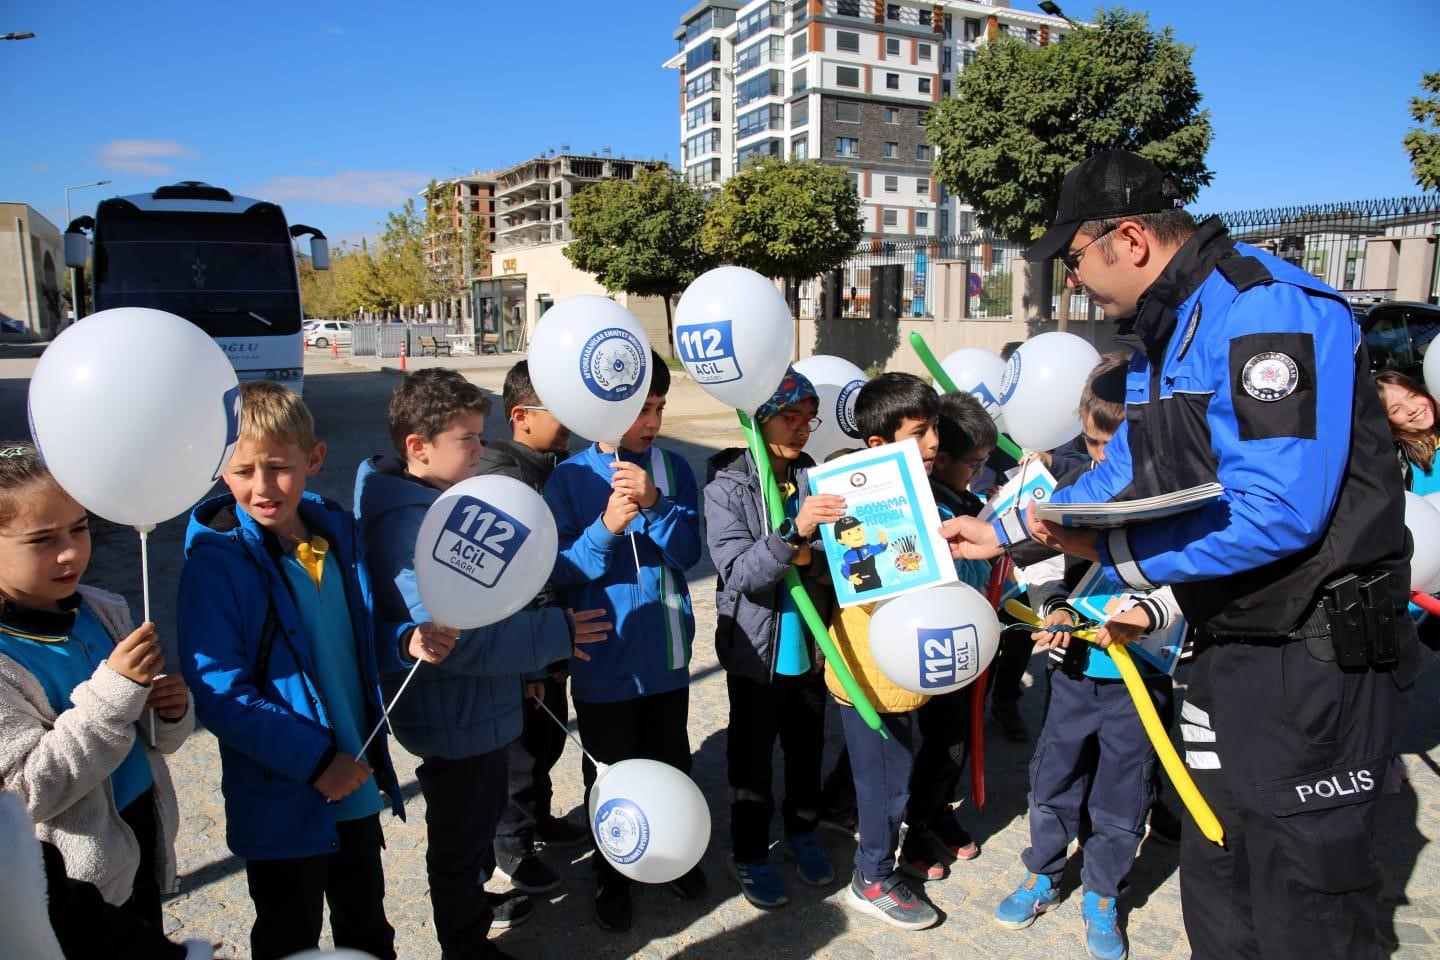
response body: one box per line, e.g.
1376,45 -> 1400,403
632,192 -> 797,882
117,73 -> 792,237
564,165 -> 715,351
700,157 -> 863,313
378,198 -> 433,316
926,6 -> 1212,243
1405,70 -> 1440,192
424,180 -> 491,314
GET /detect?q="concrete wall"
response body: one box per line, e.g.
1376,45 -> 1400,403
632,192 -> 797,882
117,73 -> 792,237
0,203 -> 64,339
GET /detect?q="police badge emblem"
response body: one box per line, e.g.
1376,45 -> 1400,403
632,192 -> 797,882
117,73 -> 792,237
579,327 -> 647,402
594,798 -> 650,865
1241,352 -> 1299,402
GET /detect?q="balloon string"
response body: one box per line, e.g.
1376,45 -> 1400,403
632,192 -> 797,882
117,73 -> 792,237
531,690 -> 602,770
358,657 -> 422,759
610,446 -> 644,573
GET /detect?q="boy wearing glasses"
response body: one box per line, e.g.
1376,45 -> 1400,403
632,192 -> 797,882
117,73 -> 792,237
703,368 -> 846,909
480,361 -> 590,897
898,390 -> 996,883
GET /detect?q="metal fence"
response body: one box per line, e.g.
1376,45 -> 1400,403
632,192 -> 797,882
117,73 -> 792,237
832,194 -> 1440,321
350,323 -> 460,358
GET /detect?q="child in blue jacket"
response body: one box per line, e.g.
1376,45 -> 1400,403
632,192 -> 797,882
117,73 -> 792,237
355,368 -> 606,959
178,382 -> 450,960
543,355 -> 704,932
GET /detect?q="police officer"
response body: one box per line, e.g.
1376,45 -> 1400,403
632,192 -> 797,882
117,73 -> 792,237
943,150 -> 1428,959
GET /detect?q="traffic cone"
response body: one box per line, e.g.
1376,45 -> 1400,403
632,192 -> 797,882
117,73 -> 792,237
399,341 -> 407,372
330,339 -> 338,360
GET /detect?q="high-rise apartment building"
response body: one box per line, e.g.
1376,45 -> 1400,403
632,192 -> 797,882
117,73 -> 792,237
424,172 -> 498,280
493,152 -> 648,251
668,0 -> 1068,238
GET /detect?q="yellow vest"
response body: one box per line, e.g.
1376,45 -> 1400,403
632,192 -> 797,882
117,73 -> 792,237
824,602 -> 930,714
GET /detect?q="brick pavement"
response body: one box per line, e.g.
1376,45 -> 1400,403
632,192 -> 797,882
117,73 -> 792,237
17,355 -> 1428,959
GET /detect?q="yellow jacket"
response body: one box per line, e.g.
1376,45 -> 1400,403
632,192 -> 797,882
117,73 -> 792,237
824,602 -> 929,714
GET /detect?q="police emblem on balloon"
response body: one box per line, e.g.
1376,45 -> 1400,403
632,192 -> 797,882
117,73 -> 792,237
211,384 -> 243,481
836,379 -> 863,439
1241,352 -> 1299,402
594,798 -> 651,865
580,327 -> 647,402
999,353 -> 1021,404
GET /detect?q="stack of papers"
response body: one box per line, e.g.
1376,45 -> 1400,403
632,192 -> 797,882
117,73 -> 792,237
1032,483 -> 1225,529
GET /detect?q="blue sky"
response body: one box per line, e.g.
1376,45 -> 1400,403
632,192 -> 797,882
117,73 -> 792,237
2,0 -> 1435,245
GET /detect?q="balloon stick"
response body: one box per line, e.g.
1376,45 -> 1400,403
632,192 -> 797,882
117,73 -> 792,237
358,657 -> 423,759
907,332 -> 1023,460
1002,599 -> 1225,846
137,524 -> 157,748
530,689 -> 604,772
737,411 -> 886,739
611,445 -> 644,572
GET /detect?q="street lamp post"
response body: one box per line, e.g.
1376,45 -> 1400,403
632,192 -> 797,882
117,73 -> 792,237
64,179 -> 110,322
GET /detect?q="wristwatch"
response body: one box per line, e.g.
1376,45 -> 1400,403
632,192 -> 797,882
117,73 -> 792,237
777,518 -> 805,548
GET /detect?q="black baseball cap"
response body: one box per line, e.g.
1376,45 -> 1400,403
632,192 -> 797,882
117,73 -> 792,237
1024,150 -> 1185,262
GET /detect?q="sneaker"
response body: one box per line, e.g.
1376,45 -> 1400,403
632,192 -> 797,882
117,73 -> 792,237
593,880 -> 633,933
993,872 -> 1058,929
785,832 -> 835,886
991,700 -> 1029,742
818,806 -> 858,836
845,870 -> 939,930
487,889 -> 533,930
898,851 -> 947,882
536,814 -> 590,849
929,817 -> 981,862
1147,803 -> 1182,845
728,855 -> 789,908
667,863 -> 708,901
495,854 -> 561,894
1081,890 -> 1128,960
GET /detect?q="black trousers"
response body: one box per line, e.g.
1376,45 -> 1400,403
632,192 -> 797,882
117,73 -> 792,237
495,674 -> 570,866
905,685 -> 975,836
1179,639 -> 1410,959
43,840 -> 187,960
116,787 -> 164,935
244,813 -> 395,960
575,687 -> 692,888
990,627 -> 1035,707
414,749 -> 509,960
725,670 -> 826,862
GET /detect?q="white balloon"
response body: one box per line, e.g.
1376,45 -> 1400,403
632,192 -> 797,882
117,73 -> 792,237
589,758 -> 711,883
413,475 -> 558,630
674,266 -> 794,412
794,355 -> 866,461
28,308 -> 240,528
1425,346 -> 1440,399
1404,491 -> 1440,593
998,332 -> 1101,451
936,347 -> 1008,432
527,296 -> 651,443
867,582 -> 1001,695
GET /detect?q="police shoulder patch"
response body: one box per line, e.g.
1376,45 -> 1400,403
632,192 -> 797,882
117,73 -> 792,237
1240,351 -> 1300,402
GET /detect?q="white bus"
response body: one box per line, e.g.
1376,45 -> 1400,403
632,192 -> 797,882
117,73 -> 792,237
65,181 -> 328,391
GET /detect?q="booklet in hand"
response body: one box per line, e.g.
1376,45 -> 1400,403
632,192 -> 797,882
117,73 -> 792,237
1033,482 -> 1224,529
808,439 -> 956,608
1068,563 -> 1186,676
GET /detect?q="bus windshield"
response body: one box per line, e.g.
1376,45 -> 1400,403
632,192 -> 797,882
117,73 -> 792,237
93,208 -> 302,337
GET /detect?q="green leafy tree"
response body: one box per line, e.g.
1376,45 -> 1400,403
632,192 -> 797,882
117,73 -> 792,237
424,180 -> 492,310
927,6 -> 1212,243
378,198 -> 432,316
700,157 -> 863,315
1405,70 -> 1440,192
564,165 -> 715,351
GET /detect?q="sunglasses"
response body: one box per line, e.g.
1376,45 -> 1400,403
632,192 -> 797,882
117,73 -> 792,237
1061,225 -> 1119,274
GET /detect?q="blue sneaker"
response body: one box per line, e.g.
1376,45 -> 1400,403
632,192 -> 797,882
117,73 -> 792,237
1081,890 -> 1127,960
786,832 -> 835,886
728,855 -> 789,908
993,872 -> 1058,929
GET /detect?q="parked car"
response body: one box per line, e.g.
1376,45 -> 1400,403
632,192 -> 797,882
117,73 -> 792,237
1361,302 -> 1440,380
306,320 -> 353,348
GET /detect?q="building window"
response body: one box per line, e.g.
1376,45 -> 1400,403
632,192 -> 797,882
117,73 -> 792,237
886,72 -> 900,90
835,137 -> 859,158
684,67 -> 719,102
836,66 -> 859,87
685,98 -> 719,131
792,32 -> 807,56
835,100 -> 860,122
685,38 -> 719,73
883,141 -> 898,158
884,106 -> 899,124
944,13 -> 952,38
942,78 -> 950,96
738,104 -> 783,139
792,67 -> 807,94
1027,27 -> 1038,44
964,17 -> 981,41
884,175 -> 898,192
886,36 -> 900,56
916,211 -> 929,229
850,171 -> 862,195
916,144 -> 932,162
943,46 -> 952,72
886,2 -> 900,19
836,30 -> 860,52
836,0 -> 861,16
737,138 -> 783,169
737,70 -> 783,107
919,9 -> 932,26
918,77 -> 932,94
792,136 -> 809,160
917,109 -> 927,126
883,209 -> 899,227
791,98 -> 809,127
919,42 -> 932,60
917,176 -> 930,194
